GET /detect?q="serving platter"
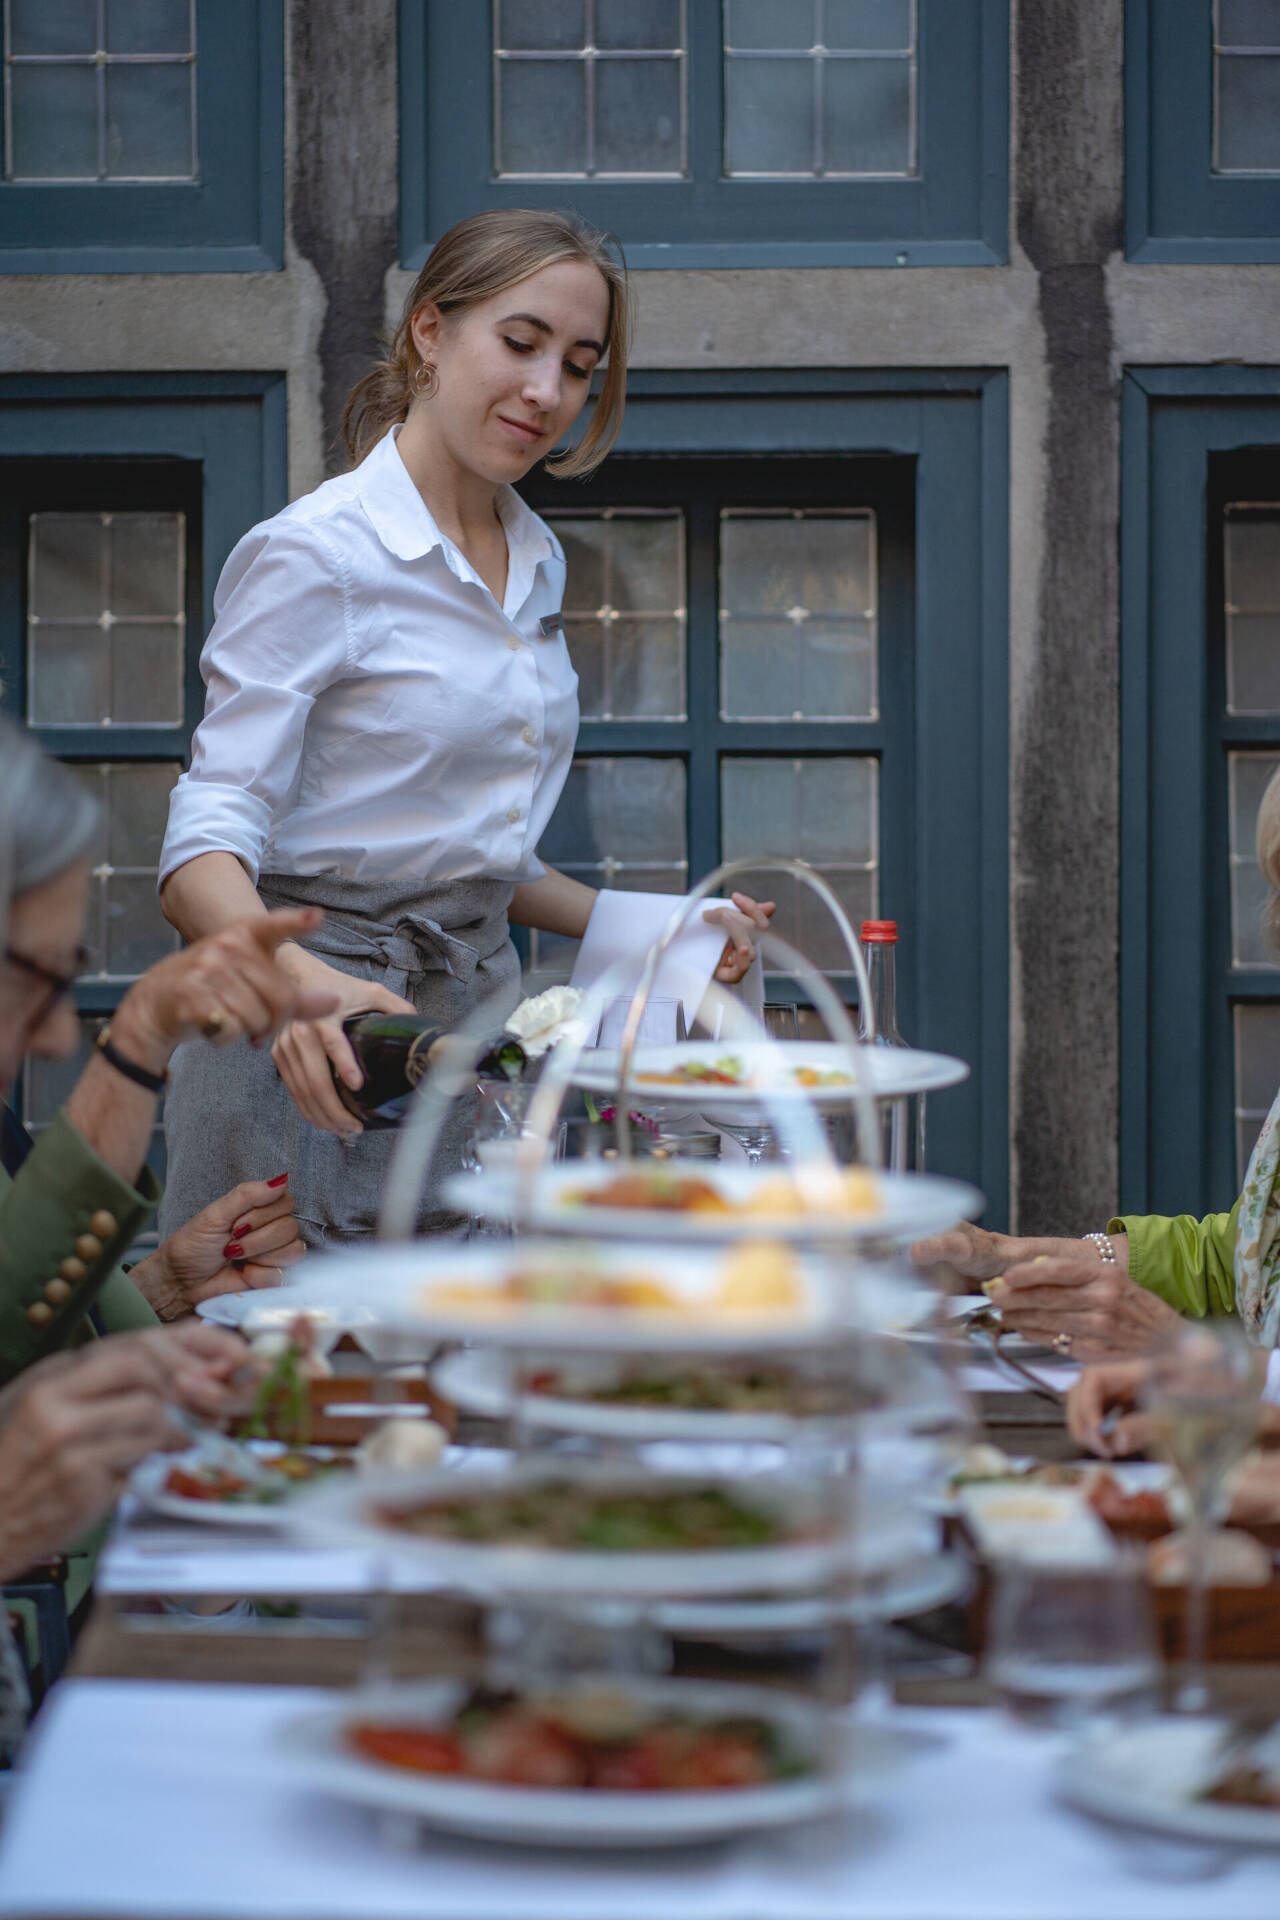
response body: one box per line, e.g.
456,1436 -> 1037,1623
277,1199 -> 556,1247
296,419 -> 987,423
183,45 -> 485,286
267,1241 -> 924,1355
570,1039 -> 969,1106
1056,1715 -> 1280,1847
288,1460 -> 865,1599
445,1160 -> 983,1247
272,1676 -> 913,1847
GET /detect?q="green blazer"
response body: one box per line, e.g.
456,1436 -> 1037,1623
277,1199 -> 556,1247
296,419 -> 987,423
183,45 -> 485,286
0,1110 -> 159,1388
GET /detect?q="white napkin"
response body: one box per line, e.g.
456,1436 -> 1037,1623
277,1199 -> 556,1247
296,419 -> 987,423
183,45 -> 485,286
570,888 -> 763,1032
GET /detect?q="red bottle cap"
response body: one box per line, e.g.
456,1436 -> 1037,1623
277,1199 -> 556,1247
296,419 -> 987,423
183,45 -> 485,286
861,920 -> 898,943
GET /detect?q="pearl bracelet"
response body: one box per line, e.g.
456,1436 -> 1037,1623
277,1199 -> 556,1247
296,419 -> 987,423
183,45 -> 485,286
1083,1230 -> 1117,1265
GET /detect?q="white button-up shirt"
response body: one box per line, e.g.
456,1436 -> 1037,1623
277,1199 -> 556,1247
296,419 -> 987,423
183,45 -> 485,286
160,427 -> 578,891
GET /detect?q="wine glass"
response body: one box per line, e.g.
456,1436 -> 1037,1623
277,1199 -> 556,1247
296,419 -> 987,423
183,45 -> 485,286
707,1003 -> 799,1166
1140,1320 -> 1267,1710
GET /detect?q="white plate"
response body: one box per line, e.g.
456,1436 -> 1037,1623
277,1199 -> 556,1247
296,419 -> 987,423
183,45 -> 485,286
1056,1716 -> 1280,1847
272,1676 -> 910,1847
196,1289 -> 441,1364
446,1161 -> 983,1248
128,1444 -> 350,1530
280,1241 -> 923,1355
289,1460 -> 864,1599
431,1337 -> 960,1445
572,1040 -> 969,1106
654,1549 -> 970,1638
933,1457 -> 1179,1519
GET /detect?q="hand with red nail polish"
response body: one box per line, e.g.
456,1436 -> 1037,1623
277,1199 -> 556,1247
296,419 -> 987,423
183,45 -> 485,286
126,1176 -> 306,1322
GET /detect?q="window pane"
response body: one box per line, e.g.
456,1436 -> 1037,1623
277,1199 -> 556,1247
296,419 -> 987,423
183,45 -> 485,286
825,55 -> 913,174
1230,751 -> 1280,966
22,1015 -> 165,1215
720,510 -> 876,720
1235,1003 -> 1280,1181
826,1 -> 913,51
29,513 -> 105,619
594,57 -> 682,172
725,0 -> 815,50
529,755 -> 687,982
552,511 -> 686,721
111,624 -> 184,725
8,63 -> 98,178
495,59 -> 586,173
1216,53 -> 1280,170
8,0 -> 95,53
1225,514 -> 1280,607
104,0 -> 192,54
109,512 -> 184,618
105,61 -> 194,177
75,763 -> 181,980
1227,612 -> 1280,712
721,756 -> 877,971
595,0 -> 682,49
1219,1 -> 1280,45
724,56 -> 813,172
497,0 -> 585,50
28,628 -> 109,726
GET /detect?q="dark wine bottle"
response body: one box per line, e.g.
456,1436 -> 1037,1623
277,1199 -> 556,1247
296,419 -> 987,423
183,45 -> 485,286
334,1012 -> 527,1130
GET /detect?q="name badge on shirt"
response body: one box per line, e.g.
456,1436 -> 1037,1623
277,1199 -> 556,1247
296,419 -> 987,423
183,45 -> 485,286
539,613 -> 565,637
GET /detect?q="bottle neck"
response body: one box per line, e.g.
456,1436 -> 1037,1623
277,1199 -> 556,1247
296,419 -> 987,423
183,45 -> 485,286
864,941 -> 902,1044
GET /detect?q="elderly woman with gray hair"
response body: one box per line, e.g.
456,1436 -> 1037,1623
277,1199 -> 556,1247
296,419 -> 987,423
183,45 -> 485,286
0,718 -> 336,1599
915,764 -> 1280,1360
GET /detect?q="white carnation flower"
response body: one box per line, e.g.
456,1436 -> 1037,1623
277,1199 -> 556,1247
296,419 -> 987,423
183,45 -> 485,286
504,984 -> 590,1058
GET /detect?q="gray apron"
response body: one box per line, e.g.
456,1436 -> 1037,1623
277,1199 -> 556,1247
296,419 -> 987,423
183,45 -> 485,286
159,873 -> 520,1246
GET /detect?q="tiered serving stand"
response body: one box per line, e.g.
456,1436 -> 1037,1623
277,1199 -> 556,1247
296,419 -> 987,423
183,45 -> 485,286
274,858 -> 984,1845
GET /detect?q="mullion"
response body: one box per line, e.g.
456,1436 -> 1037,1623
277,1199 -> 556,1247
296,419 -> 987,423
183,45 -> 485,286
685,491 -> 721,887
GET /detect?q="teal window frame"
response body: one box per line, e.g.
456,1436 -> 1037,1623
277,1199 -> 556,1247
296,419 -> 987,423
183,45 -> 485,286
0,2 -> 284,273
1126,0 -> 1280,262
519,369 -> 1009,1217
1121,366 -> 1280,1215
400,0 -> 1008,269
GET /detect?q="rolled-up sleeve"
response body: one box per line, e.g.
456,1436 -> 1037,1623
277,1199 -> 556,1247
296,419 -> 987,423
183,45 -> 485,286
160,521 -> 351,888
1109,1204 -> 1240,1319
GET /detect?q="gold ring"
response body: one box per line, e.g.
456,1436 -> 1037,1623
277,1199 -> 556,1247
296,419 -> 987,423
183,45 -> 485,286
1052,1331 -> 1072,1357
201,1005 -> 234,1040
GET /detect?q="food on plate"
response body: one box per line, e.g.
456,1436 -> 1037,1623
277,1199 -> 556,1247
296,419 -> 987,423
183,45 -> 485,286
1201,1735 -> 1280,1809
711,1242 -> 802,1314
1084,1469 -> 1172,1532
1147,1526 -> 1272,1587
634,1053 -> 852,1092
375,1480 -> 812,1553
424,1266 -> 684,1316
163,1449 -> 349,1507
348,1685 -> 811,1790
946,1445 -> 1087,1492
561,1165 -> 879,1219
526,1355 -> 859,1417
355,1418 -> 449,1473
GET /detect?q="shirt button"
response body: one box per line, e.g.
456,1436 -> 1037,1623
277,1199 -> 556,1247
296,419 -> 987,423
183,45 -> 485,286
507,636 -> 521,652
91,1210 -> 118,1238
521,726 -> 537,746
45,1279 -> 73,1307
60,1256 -> 87,1284
75,1233 -> 102,1262
508,807 -> 521,825
25,1302 -> 53,1328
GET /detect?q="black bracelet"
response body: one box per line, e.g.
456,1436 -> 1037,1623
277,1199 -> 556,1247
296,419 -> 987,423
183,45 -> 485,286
95,1025 -> 168,1095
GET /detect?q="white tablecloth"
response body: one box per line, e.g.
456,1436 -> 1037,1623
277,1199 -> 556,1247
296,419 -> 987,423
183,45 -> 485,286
0,1681 -> 1275,1918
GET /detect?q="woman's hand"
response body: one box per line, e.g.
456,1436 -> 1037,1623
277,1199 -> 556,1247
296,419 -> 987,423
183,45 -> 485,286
1065,1358 -> 1152,1457
986,1253 -> 1183,1361
128,1177 -> 304,1321
911,1222 -> 1089,1283
272,948 -> 416,1136
0,1325 -> 248,1577
704,892 -> 776,985
110,909 -> 339,1076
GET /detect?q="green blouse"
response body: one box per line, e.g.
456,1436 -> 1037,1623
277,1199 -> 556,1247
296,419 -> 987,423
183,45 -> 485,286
1108,1203 -> 1240,1320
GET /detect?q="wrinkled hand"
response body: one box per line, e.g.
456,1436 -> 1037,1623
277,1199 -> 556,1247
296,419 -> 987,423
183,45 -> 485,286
987,1254 -> 1182,1362
272,949 -> 416,1136
0,1325 -> 247,1578
111,909 -> 339,1075
704,893 -> 776,986
1066,1358 -> 1152,1457
910,1222 -> 1083,1283
129,1178 -> 304,1321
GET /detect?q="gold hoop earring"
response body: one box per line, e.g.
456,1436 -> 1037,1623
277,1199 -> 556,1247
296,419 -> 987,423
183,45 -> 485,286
412,361 -> 438,400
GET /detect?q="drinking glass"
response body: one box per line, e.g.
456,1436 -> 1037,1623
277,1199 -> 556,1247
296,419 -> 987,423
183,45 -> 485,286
1140,1320 -> 1266,1710
596,994 -> 687,1049
709,1002 -> 799,1164
761,1001 -> 800,1039
986,1555 -> 1159,1728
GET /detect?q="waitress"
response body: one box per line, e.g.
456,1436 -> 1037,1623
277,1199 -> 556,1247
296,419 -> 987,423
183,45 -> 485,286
157,208 -> 768,1245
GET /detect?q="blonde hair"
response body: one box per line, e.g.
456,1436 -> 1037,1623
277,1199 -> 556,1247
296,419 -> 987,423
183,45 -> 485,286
1259,764 -> 1280,953
342,208 -> 631,480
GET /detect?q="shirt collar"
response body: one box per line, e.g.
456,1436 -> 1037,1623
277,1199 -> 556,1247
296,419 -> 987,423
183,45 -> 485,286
356,426 -> 554,572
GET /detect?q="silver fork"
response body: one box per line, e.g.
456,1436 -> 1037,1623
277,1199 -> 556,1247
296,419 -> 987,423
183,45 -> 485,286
965,1307 -> 1068,1406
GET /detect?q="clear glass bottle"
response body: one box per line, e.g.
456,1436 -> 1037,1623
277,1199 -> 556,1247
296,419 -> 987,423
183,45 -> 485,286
860,920 -> 923,1171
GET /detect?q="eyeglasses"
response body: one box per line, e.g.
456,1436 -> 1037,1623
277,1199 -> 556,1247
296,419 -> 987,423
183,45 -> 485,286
3,944 -> 90,1029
